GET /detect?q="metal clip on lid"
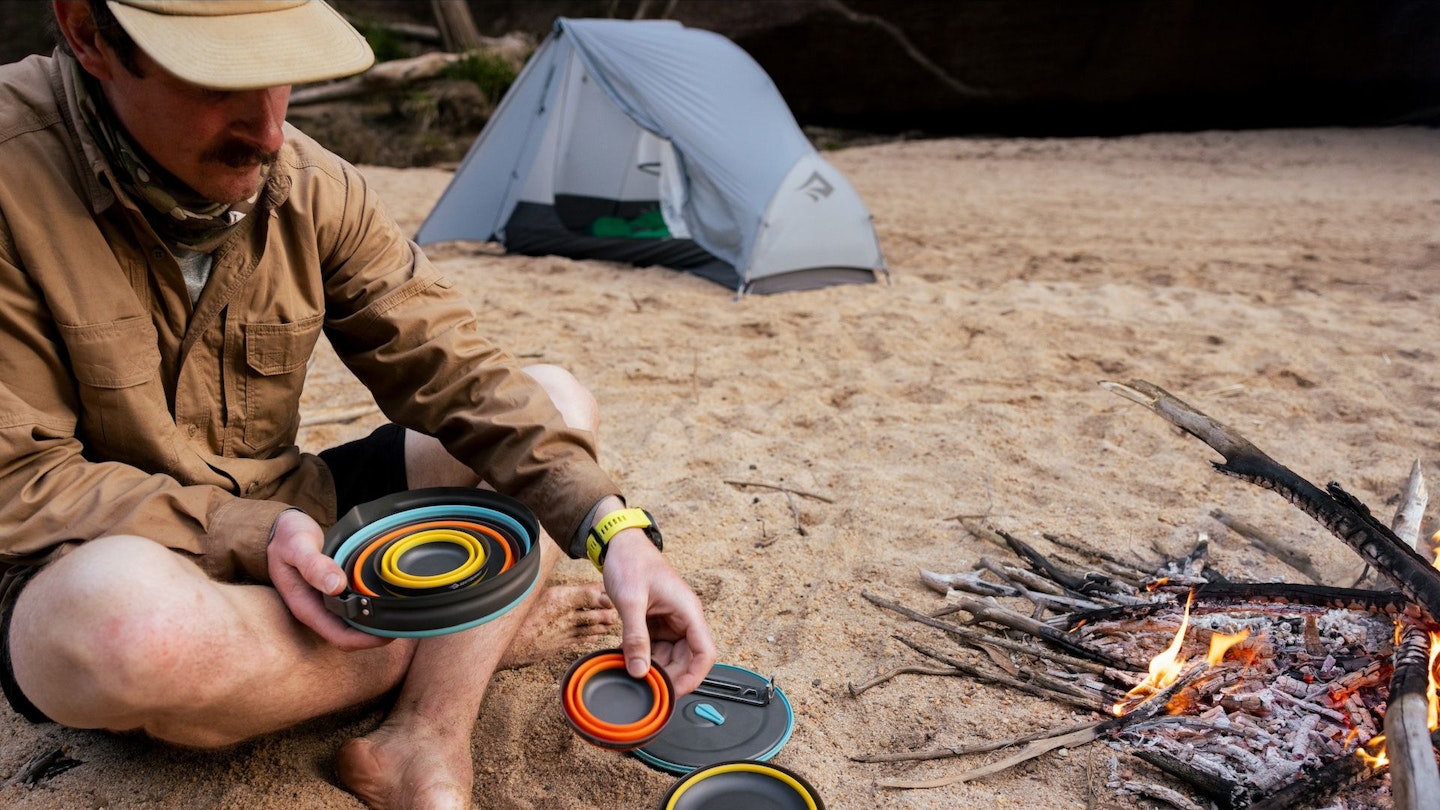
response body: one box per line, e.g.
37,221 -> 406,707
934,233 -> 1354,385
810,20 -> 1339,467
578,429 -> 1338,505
694,673 -> 775,707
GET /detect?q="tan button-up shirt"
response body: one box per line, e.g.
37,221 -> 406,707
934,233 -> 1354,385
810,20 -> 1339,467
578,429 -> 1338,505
0,53 -> 618,581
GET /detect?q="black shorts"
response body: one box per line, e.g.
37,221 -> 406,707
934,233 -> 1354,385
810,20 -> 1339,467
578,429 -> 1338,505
0,424 -> 410,725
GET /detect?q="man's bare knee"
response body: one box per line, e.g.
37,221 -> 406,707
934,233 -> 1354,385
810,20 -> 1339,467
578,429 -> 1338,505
11,536 -> 242,730
523,364 -> 598,434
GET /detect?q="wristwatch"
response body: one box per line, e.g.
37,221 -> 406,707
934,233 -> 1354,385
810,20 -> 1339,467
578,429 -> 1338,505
586,508 -> 663,571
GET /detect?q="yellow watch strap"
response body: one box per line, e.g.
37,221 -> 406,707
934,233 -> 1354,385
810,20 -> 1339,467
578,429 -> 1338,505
586,508 -> 658,571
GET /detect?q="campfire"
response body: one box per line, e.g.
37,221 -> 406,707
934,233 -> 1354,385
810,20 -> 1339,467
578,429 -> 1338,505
852,380 -> 1440,809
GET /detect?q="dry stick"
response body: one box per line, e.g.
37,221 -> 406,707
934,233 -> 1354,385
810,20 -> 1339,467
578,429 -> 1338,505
1386,623 -> 1440,810
1366,461 -> 1433,588
862,590 -> 1139,674
720,480 -> 835,503
6,746 -> 81,786
1042,531 -> 1157,575
998,528 -> 1143,604
1354,460 -> 1430,592
957,517 -> 1016,552
853,718 -> 1101,764
921,568 -> 1019,599
781,487 -> 807,536
983,560 -> 1070,597
878,662 -> 1211,789
936,560 -> 1107,612
847,665 -> 964,697
1102,379 -> 1440,623
894,634 -> 1112,712
963,522 -> 1150,605
1208,509 -> 1326,584
944,613 -> 1118,679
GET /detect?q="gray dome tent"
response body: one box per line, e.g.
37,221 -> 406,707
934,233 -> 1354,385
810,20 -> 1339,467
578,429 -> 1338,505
413,18 -> 886,295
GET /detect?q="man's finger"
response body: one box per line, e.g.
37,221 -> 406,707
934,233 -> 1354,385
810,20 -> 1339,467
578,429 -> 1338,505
619,606 -> 654,678
300,552 -> 346,595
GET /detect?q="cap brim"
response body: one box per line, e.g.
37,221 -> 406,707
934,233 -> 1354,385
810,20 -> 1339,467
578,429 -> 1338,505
108,0 -> 375,90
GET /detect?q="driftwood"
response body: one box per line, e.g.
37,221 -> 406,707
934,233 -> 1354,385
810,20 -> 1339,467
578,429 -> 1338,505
430,0 -> 485,52
290,33 -> 533,107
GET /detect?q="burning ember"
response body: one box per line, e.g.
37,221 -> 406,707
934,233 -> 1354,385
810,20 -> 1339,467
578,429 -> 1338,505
1112,591 -> 1254,715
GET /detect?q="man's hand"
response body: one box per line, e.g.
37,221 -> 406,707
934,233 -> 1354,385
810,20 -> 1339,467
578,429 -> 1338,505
266,509 -> 391,651
601,529 -> 716,695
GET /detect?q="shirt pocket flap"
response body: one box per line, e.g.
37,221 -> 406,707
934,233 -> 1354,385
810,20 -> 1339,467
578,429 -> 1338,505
243,314 -> 323,376
60,316 -> 160,389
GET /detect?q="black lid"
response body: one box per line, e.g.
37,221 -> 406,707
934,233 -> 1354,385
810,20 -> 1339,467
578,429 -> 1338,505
635,663 -> 793,774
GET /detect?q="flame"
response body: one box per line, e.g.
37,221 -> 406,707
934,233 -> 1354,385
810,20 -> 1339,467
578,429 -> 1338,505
1421,544 -> 1440,738
1113,593 -> 1194,715
1430,631 -> 1440,731
1359,548 -> 1440,769
1359,738 -> 1389,769
1206,629 -> 1250,666
1354,630 -> 1440,770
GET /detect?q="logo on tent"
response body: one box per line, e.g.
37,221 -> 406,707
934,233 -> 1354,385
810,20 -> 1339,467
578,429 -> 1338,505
796,172 -> 834,202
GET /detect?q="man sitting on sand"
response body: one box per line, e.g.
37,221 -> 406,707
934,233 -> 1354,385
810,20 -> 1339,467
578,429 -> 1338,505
0,2 -> 716,807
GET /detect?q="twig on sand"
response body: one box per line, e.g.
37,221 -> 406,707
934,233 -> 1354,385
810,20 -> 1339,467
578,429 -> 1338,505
847,665 -> 965,697
722,480 -> 835,503
853,718 -> 1100,764
877,663 -> 1209,789
6,745 -> 82,786
726,479 -> 832,537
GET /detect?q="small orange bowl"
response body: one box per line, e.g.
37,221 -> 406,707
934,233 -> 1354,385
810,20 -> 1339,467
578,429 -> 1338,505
561,648 -> 674,750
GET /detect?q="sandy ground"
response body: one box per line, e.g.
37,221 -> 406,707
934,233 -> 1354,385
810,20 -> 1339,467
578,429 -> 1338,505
3,127 -> 1439,809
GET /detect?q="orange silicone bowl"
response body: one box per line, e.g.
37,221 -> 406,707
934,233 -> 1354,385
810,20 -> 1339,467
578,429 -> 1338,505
561,649 -> 674,750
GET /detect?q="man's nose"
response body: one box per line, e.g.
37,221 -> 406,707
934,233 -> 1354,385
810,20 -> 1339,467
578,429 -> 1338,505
231,86 -> 290,152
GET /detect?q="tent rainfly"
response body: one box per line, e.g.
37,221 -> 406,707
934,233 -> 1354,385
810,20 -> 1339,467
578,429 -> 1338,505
414,17 -> 887,295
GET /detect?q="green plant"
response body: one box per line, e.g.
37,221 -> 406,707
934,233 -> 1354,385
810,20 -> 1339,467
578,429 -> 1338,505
442,51 -> 518,104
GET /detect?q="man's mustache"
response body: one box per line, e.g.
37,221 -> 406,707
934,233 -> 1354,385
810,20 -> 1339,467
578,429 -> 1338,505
202,140 -> 279,170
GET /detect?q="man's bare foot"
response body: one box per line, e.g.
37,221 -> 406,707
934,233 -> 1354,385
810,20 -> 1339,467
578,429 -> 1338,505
336,723 -> 472,810
500,582 -> 618,668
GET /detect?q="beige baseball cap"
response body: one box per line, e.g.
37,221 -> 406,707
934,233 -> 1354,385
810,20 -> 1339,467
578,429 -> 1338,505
106,0 -> 375,90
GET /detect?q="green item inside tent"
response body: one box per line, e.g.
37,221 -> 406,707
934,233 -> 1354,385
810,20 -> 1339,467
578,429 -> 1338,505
590,209 -> 671,239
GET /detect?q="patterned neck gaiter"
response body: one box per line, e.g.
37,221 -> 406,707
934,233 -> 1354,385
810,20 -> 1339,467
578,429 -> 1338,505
66,56 -> 268,253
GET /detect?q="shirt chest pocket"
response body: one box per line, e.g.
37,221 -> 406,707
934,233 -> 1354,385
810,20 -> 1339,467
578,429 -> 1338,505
60,316 -> 176,465
240,314 -> 323,454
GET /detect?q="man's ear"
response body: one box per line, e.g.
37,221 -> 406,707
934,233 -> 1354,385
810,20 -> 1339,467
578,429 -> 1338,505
53,0 -> 117,80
